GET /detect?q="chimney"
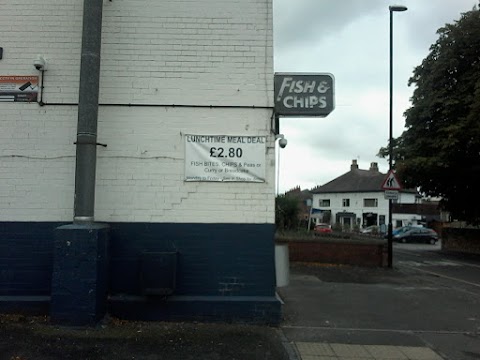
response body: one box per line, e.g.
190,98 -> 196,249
351,159 -> 359,171
370,162 -> 379,172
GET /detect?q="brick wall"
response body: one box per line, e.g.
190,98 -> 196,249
442,227 -> 480,255
0,106 -> 76,221
99,0 -> 273,107
281,239 -> 387,267
0,222 -> 64,296
0,221 -> 279,323
0,1 -> 82,101
0,0 -> 279,323
0,0 -> 273,105
0,0 -> 275,224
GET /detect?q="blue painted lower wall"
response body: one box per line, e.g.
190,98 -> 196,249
0,222 -> 280,324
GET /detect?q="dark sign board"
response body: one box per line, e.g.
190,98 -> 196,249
274,73 -> 335,117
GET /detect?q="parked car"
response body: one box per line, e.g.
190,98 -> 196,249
392,226 -> 408,236
384,226 -> 413,238
384,225 -> 425,238
393,227 -> 438,244
314,223 -> 332,235
360,225 -> 379,234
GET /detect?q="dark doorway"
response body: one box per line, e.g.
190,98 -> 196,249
363,212 -> 378,227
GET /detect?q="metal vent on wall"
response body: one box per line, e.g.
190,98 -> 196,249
141,252 -> 178,296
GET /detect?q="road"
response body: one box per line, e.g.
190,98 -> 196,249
279,242 -> 480,360
391,242 -> 480,359
394,242 -> 480,292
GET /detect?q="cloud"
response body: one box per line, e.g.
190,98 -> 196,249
274,0 -> 387,51
274,0 -> 478,193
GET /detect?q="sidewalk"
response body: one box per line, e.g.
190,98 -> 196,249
276,262 -> 480,360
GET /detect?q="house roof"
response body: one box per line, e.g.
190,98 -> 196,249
311,160 -> 417,194
312,168 -> 386,194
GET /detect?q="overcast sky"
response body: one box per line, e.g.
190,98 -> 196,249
273,0 -> 478,193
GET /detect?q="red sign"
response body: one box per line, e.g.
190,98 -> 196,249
381,170 -> 402,190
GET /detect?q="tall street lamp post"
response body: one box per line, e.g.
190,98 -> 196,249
388,5 -> 407,268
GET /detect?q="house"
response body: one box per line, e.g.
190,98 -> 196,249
311,160 -> 421,231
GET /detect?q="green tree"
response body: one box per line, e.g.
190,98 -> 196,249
380,6 -> 480,224
275,194 -> 300,231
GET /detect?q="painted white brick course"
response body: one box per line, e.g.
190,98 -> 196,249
0,0 -> 275,224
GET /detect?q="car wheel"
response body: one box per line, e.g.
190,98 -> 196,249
401,238 -> 407,243
429,238 -> 436,245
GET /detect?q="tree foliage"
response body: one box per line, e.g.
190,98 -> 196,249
275,194 -> 300,231
381,6 -> 480,223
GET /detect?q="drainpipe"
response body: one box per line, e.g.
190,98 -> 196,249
74,0 -> 104,223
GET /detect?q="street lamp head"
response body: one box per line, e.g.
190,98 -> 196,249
389,5 -> 408,12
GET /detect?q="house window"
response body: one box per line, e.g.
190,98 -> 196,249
363,198 -> 378,207
319,199 -> 330,207
342,199 -> 350,207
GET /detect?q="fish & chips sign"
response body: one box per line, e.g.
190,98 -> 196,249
274,73 -> 335,117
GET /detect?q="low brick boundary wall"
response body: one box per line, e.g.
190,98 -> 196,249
277,235 -> 387,267
442,227 -> 480,255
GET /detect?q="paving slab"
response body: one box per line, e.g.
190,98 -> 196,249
330,343 -> 372,358
364,345 -> 408,359
294,342 -> 445,360
398,346 -> 444,360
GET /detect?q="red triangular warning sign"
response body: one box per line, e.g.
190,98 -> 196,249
381,170 -> 402,190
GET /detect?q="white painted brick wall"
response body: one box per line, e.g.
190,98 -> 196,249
0,0 -> 275,224
0,1 -> 83,102
0,104 -> 77,221
99,0 -> 273,106
94,107 -> 275,223
0,0 -> 273,105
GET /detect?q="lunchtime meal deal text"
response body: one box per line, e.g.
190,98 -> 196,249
185,135 -> 266,182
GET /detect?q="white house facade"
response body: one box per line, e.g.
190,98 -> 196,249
312,160 -> 420,231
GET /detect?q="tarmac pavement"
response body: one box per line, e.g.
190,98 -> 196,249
278,248 -> 480,360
